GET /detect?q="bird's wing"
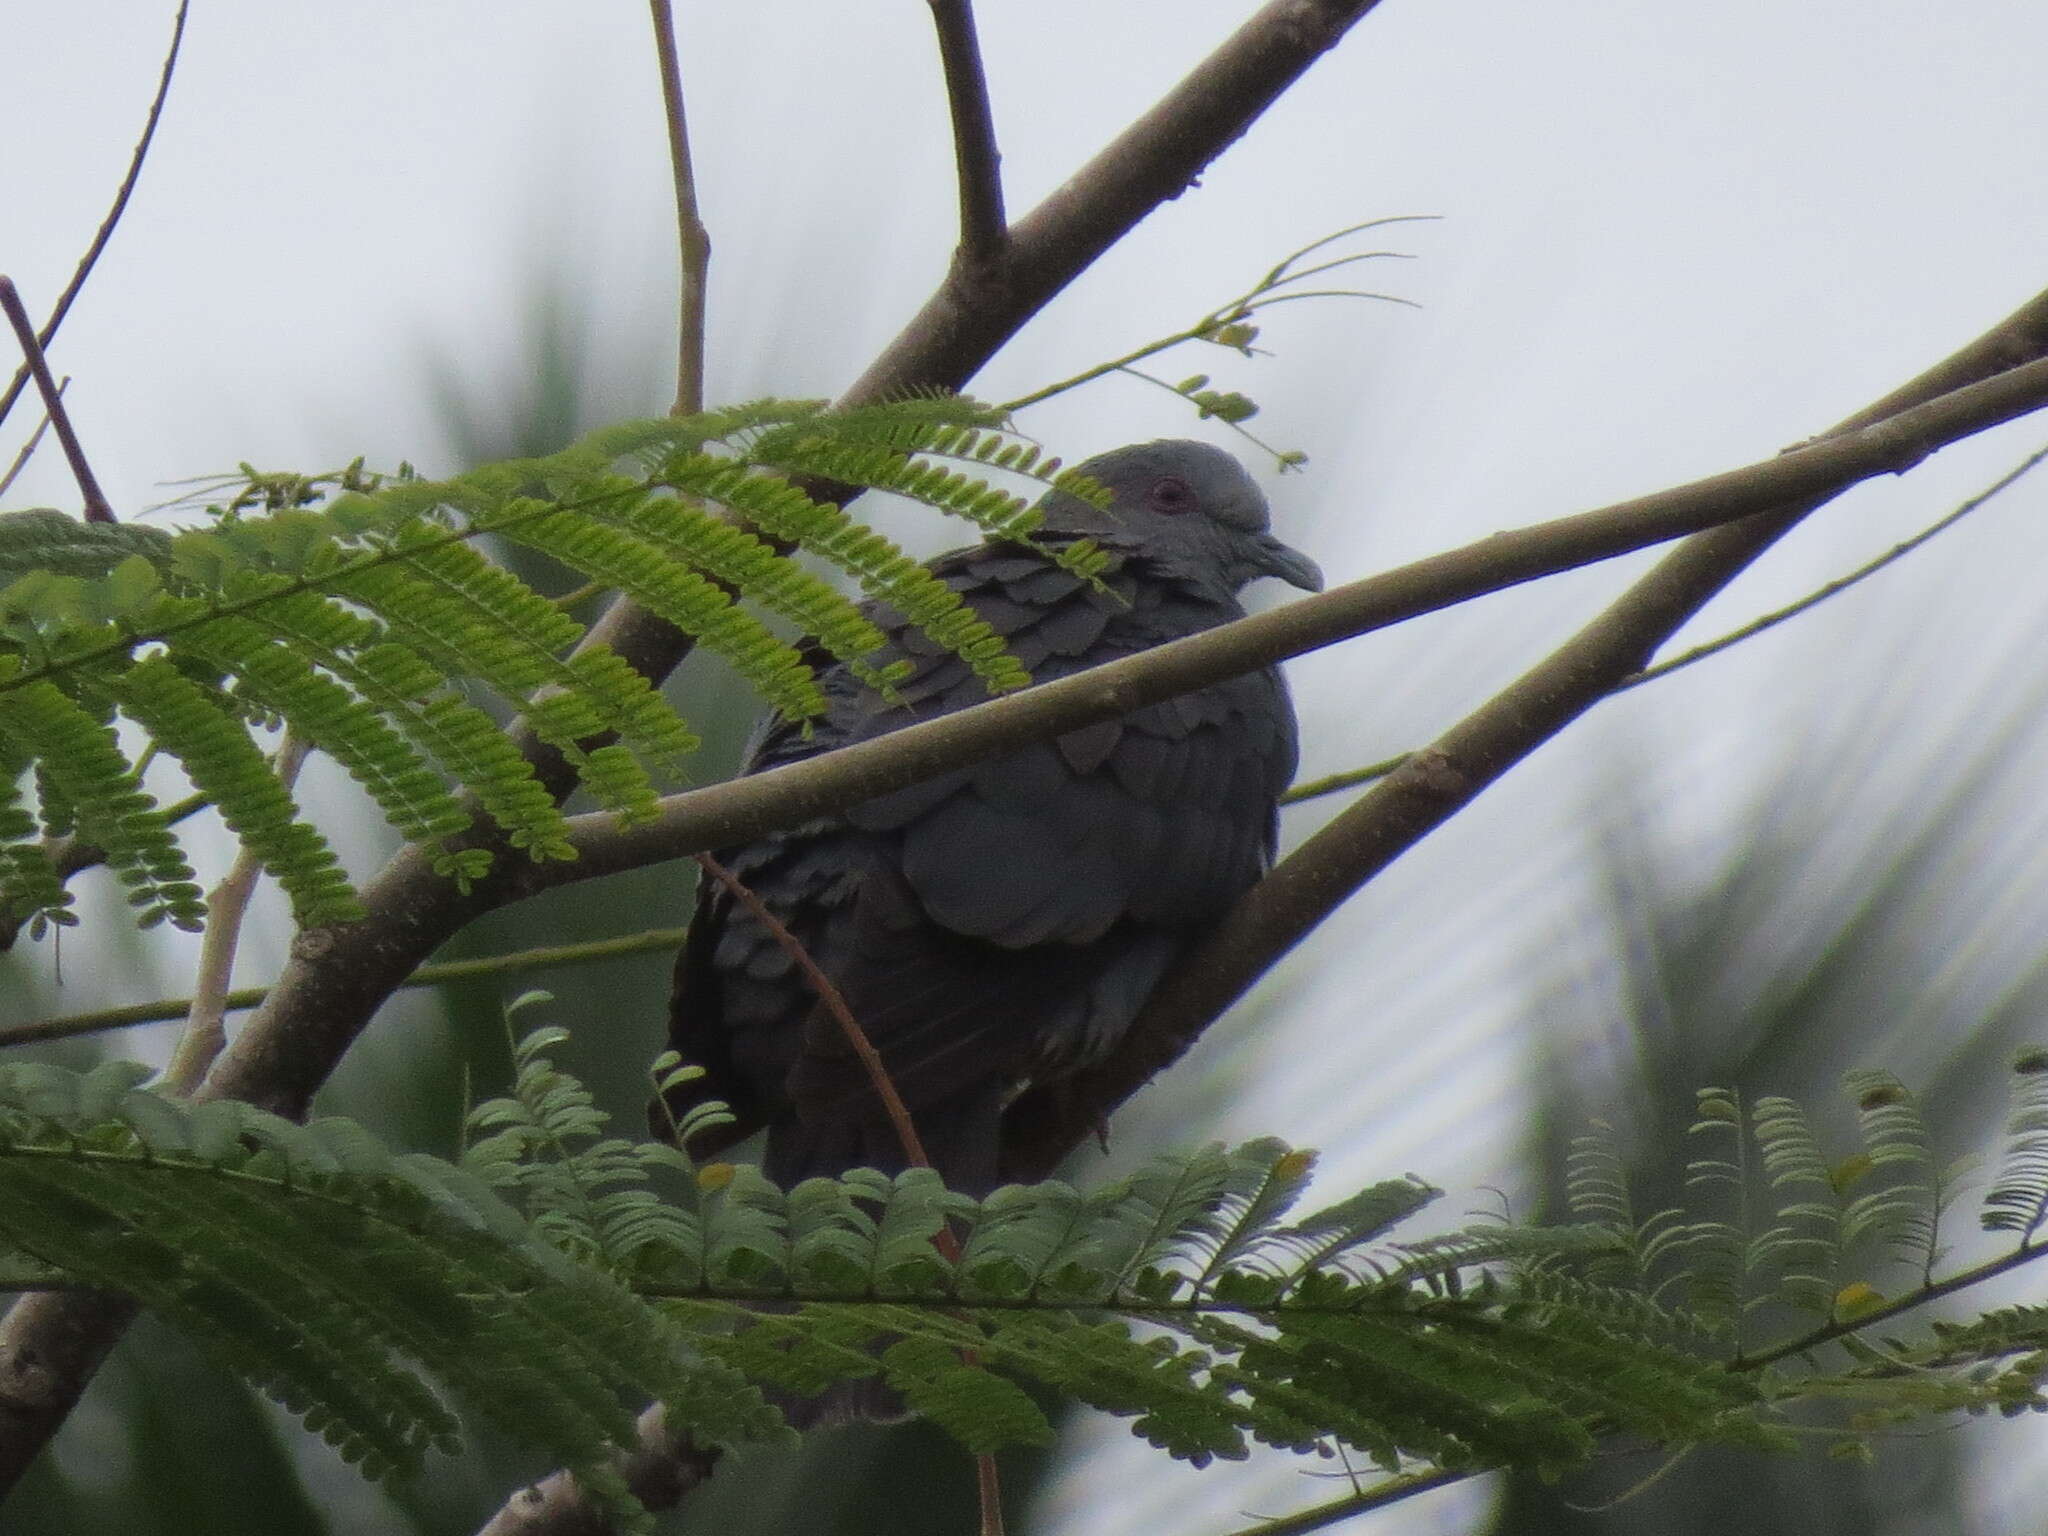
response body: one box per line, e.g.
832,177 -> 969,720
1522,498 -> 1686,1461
662,545 -> 1298,1187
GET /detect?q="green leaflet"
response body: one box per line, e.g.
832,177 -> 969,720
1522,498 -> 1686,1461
13,1035 -> 2048,1514
0,399 -> 1095,933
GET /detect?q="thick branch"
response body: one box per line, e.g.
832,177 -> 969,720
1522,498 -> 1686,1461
544,353 -> 2048,879
845,0 -> 1386,407
185,340 -> 2048,1128
998,283 -> 2048,1180
927,0 -> 1007,265
0,1293 -> 138,1493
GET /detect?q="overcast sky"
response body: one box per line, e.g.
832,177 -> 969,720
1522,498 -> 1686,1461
9,4 -> 2048,1532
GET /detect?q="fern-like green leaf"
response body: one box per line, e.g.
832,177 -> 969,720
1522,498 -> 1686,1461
1984,1048 -> 2048,1245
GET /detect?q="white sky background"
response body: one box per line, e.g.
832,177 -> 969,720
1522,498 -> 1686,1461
8,3 -> 2048,1533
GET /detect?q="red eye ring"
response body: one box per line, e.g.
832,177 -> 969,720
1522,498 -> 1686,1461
1147,475 -> 1194,514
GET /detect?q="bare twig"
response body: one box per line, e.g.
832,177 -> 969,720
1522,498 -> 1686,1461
693,854 -> 935,1171
0,279 -> 113,522
998,283 -> 2048,1182
1281,752 -> 1408,806
1218,1467 -> 1464,1536
647,0 -> 710,418
976,1454 -> 1005,1536
1000,215 -> 1431,416
1618,439 -> 2048,692
927,0 -> 1007,265
688,854 -> 996,1536
0,0 -> 189,436
0,376 -> 66,498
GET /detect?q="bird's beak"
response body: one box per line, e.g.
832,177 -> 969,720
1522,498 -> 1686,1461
1249,533 -> 1324,592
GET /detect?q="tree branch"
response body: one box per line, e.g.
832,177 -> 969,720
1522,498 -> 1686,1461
475,1404 -> 717,1536
927,0 -> 1007,266
998,282 -> 2048,1181
170,326 -> 2048,1131
537,350 -> 2048,882
646,0 -> 710,418
0,0 -> 188,437
569,0 -> 1390,714
0,279 -> 113,522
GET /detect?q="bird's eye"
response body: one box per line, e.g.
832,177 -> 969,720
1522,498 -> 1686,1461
1146,475 -> 1194,514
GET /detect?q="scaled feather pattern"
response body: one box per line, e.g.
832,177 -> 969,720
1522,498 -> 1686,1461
658,440 -> 1321,1194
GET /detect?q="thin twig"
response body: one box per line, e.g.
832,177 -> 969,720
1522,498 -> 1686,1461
1117,363 -> 1303,467
1218,1467 -> 1464,1536
647,0 -> 710,417
927,0 -> 1007,265
1619,440 -> 2048,692
692,854 -> 935,1173
1000,218 -> 1428,416
0,376 -> 65,498
0,0 -> 189,436
1281,753 -> 1408,806
161,738 -> 310,1093
698,842 -> 996,1530
976,1454 -> 1005,1536
0,279 -> 113,522
0,926 -> 693,1047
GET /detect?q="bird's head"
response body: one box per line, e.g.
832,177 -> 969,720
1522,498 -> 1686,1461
1034,439 -> 1323,598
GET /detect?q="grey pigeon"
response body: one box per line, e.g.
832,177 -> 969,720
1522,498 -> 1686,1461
656,439 -> 1321,1194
